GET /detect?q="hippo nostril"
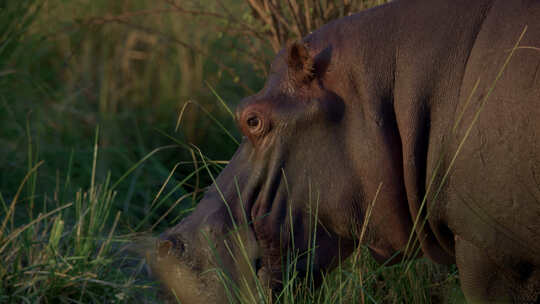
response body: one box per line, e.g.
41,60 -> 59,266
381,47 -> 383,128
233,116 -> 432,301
157,240 -> 173,258
157,236 -> 186,258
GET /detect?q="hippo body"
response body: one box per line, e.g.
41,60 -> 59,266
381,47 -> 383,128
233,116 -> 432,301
155,0 -> 540,302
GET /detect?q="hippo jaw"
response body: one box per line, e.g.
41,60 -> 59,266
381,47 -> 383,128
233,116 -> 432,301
150,248 -> 224,303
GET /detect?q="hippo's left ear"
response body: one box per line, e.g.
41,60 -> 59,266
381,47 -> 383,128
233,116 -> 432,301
287,41 -> 315,84
287,42 -> 332,85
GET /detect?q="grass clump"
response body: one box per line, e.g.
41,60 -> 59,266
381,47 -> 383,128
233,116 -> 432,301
0,131 -> 154,303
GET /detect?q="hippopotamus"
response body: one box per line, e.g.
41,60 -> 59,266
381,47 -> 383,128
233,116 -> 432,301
151,0 -> 540,302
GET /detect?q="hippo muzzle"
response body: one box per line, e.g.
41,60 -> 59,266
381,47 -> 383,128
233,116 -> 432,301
151,193 -> 266,303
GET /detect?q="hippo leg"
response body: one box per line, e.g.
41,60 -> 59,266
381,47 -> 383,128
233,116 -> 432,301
455,236 -> 511,303
455,236 -> 540,303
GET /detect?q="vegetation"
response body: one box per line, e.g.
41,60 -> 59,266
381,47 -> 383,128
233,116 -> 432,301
0,0 -> 463,302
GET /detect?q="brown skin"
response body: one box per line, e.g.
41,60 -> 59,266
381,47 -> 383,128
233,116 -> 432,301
152,0 -> 540,302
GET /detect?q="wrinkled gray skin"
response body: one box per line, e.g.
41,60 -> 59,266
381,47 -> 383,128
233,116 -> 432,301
153,0 -> 540,302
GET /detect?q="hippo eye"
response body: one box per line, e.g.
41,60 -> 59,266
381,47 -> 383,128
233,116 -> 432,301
242,111 -> 268,138
247,116 -> 260,128
246,115 -> 266,136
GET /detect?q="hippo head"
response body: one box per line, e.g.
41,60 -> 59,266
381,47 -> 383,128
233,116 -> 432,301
151,41 -> 412,302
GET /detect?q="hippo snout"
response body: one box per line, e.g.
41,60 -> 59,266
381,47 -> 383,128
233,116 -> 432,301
150,200 -> 265,303
156,239 -> 172,259
156,235 -> 185,260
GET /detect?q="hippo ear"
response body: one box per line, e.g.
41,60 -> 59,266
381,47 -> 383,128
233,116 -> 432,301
287,41 -> 315,84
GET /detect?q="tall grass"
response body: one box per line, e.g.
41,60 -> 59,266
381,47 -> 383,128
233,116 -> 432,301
0,130 -> 155,302
1,0 -> 250,233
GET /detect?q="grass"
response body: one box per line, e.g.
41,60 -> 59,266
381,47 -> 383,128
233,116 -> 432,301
0,144 -> 147,302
